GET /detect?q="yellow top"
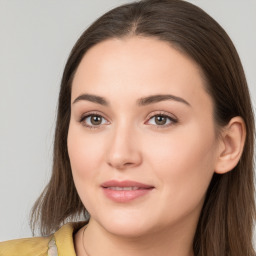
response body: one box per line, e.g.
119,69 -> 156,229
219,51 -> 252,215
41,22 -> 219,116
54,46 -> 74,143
0,222 -> 86,256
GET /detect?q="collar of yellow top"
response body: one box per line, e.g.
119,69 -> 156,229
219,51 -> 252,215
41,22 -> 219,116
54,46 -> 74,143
53,221 -> 87,256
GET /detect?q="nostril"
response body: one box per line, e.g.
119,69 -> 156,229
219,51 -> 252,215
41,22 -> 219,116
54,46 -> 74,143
107,160 -> 136,170
124,162 -> 133,166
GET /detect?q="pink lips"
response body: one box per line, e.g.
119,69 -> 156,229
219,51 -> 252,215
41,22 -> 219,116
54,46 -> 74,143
101,180 -> 154,203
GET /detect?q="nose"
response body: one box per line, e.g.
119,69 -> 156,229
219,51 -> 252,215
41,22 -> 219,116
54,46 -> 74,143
106,124 -> 142,170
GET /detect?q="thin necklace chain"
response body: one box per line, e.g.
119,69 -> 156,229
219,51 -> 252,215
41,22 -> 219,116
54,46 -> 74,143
82,226 -> 91,256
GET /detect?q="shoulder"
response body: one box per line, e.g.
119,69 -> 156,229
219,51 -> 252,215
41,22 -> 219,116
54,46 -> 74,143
0,236 -> 51,256
0,221 -> 87,256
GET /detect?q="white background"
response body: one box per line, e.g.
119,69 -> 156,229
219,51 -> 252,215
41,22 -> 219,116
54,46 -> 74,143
0,0 -> 255,246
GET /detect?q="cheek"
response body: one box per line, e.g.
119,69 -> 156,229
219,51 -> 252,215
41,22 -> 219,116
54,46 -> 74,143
145,125 -> 216,173
67,126 -> 107,214
143,123 -> 217,209
67,126 -> 104,184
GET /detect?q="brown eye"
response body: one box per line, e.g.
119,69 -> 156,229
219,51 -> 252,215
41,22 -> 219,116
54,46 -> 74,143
155,115 -> 168,125
80,113 -> 108,129
147,113 -> 178,128
90,115 -> 102,125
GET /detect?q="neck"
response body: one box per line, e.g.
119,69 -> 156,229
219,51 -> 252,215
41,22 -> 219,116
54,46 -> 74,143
75,218 -> 195,256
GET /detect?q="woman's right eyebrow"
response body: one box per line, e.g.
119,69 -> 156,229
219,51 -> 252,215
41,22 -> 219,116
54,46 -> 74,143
73,93 -> 108,106
72,93 -> 191,107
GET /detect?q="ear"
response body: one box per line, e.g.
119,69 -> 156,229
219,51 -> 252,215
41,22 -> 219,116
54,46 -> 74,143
215,116 -> 246,174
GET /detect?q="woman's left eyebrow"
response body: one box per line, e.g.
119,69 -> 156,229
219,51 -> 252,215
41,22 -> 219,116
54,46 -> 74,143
72,93 -> 191,107
137,94 -> 191,107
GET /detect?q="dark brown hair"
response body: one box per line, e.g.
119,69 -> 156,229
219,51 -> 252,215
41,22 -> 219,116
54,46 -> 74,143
30,0 -> 256,255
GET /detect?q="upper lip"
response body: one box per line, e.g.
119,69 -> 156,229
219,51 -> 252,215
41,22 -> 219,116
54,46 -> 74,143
101,180 -> 154,189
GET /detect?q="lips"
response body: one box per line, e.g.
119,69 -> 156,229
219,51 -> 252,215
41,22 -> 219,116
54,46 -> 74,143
101,180 -> 154,203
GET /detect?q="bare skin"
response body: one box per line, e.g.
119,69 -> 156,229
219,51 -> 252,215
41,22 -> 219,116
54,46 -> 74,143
68,36 -> 245,256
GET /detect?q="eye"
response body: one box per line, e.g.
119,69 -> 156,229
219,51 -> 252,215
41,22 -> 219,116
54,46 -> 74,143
80,113 -> 109,129
146,112 -> 178,128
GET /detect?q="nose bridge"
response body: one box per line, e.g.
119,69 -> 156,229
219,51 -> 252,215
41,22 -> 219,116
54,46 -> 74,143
106,119 -> 142,170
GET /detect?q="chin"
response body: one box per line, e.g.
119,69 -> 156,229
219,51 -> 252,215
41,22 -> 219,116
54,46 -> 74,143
94,211 -> 155,238
105,222 -> 150,238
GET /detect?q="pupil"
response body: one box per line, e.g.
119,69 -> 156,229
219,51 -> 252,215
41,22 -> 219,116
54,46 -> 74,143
91,115 -> 102,125
156,116 -> 166,125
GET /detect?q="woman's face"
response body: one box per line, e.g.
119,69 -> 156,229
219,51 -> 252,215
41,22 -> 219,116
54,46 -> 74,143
68,37 -> 220,237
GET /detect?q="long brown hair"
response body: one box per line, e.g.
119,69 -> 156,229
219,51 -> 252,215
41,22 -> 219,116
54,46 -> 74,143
30,0 -> 256,254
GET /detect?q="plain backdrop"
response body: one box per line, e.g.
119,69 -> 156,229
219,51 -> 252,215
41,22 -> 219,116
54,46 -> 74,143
0,0 -> 255,246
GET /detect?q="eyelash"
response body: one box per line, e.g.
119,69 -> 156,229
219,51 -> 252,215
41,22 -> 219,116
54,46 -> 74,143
79,111 -> 178,130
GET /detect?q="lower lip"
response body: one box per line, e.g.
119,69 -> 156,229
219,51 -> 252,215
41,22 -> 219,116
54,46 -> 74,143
102,188 -> 153,203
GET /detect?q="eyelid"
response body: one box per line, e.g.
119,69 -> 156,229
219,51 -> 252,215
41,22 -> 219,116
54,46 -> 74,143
146,110 -> 177,120
80,110 -> 109,121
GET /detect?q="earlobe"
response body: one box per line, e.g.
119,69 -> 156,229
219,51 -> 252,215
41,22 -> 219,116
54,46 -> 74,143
215,116 -> 246,174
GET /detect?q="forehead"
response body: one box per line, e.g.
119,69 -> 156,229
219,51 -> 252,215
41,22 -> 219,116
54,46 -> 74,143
71,36 -> 212,111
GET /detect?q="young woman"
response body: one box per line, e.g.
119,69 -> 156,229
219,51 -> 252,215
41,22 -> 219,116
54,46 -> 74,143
1,0 -> 255,255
